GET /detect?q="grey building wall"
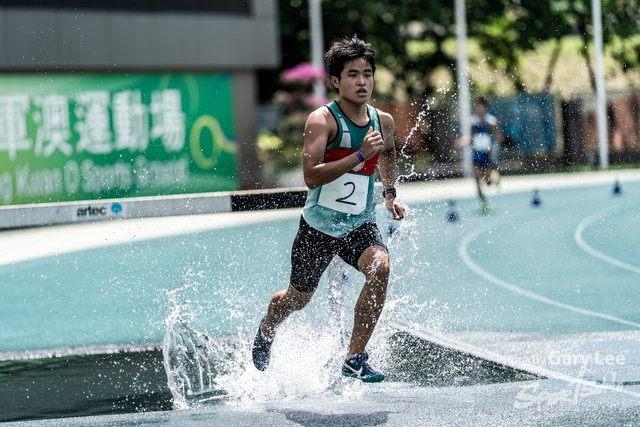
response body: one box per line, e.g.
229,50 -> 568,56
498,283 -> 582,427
0,1 -> 279,69
0,0 -> 279,189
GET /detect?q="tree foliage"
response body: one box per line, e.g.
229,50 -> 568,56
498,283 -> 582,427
260,0 -> 640,100
273,0 -> 457,99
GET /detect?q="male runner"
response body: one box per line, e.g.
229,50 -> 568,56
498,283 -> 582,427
252,36 -> 405,383
456,97 -> 503,213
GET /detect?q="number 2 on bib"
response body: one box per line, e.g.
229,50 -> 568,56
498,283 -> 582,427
317,173 -> 368,215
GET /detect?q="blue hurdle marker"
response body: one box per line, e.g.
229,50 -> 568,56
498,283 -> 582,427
531,189 -> 542,207
613,180 -> 622,196
447,199 -> 460,222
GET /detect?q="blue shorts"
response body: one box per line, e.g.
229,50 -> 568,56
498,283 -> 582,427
473,150 -> 493,167
289,216 -> 387,293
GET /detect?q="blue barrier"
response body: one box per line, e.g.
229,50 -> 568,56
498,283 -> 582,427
491,94 -> 557,154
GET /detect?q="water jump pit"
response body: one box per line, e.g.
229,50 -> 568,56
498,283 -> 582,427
2,170 -> 640,426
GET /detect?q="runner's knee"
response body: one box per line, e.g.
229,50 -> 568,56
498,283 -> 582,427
285,284 -> 314,311
360,249 -> 390,284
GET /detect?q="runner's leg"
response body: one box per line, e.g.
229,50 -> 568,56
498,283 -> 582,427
260,217 -> 334,339
474,166 -> 487,204
348,245 -> 390,355
261,284 -> 314,339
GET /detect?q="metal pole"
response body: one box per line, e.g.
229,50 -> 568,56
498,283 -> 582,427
309,0 -> 326,99
455,0 -> 472,177
592,0 -> 609,168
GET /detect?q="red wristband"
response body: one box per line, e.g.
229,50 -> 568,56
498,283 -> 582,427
355,150 -> 365,162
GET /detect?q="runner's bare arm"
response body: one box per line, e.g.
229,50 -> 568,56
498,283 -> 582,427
454,120 -> 474,147
302,108 -> 382,189
455,134 -> 472,147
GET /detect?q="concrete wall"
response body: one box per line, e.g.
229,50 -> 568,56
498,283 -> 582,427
0,187 -> 308,230
0,1 -> 280,70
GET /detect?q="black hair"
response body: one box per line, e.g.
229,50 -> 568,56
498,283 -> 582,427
324,35 -> 376,90
475,96 -> 489,107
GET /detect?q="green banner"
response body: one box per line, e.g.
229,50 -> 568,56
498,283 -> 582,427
0,73 -> 238,206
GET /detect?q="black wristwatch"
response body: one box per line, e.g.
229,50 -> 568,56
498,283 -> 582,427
382,187 -> 396,198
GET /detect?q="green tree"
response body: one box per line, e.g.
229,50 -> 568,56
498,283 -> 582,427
468,0 -> 570,92
602,0 -> 640,74
468,0 -> 640,92
262,0 -> 640,100
266,0 -> 460,99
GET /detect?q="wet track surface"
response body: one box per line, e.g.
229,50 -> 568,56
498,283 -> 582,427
2,171 -> 640,426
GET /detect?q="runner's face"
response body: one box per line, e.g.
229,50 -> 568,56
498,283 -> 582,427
331,58 -> 374,103
474,102 -> 488,117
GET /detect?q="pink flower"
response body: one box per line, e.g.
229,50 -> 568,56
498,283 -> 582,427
274,91 -> 297,106
303,93 -> 330,108
281,62 -> 326,85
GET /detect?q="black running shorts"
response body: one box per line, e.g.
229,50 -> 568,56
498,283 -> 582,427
289,216 -> 388,293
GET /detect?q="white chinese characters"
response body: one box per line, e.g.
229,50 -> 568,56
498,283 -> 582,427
74,91 -> 113,155
0,89 -> 186,160
0,95 -> 32,161
33,93 -> 73,157
113,90 -> 149,153
150,89 -> 186,152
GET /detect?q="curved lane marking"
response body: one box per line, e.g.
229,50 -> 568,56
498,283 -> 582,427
574,205 -> 640,276
459,223 -> 640,329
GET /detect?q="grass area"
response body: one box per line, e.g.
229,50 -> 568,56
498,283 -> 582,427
414,35 -> 640,99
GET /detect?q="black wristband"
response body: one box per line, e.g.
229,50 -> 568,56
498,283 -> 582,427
382,187 -> 396,198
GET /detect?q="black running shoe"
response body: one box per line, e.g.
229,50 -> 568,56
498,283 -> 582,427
252,318 -> 273,371
341,352 -> 385,383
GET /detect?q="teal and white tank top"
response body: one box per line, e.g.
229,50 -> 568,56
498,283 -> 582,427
302,101 -> 382,238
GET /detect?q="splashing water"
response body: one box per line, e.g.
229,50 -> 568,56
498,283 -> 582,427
392,99 -> 433,184
162,267 -> 411,409
163,282 -> 230,409
381,204 -> 448,332
162,198 -> 450,410
400,106 -> 427,158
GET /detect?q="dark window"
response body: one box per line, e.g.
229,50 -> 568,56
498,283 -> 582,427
0,0 -> 251,15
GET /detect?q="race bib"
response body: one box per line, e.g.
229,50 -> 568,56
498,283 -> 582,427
472,133 -> 492,151
317,173 -> 369,215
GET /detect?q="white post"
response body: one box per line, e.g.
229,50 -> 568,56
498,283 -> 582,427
309,0 -> 326,99
592,0 -> 609,169
455,0 -> 472,178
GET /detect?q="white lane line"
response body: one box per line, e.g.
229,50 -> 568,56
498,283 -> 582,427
459,223 -> 640,329
390,322 -> 640,399
574,205 -> 640,276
